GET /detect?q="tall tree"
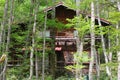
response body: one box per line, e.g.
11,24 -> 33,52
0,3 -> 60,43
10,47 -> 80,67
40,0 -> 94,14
96,1 -> 112,80
49,0 -> 56,79
75,0 -> 84,80
3,0 -> 14,80
42,11 -> 47,80
0,1 -> 8,79
0,0 -> 8,52
89,2 -> 95,80
29,0 -> 38,79
117,1 -> 120,80
34,1 -> 39,80
28,1 -> 34,79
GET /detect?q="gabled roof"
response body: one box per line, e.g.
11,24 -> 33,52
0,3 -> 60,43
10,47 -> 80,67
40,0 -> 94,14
44,2 -> 64,12
44,2 -> 111,25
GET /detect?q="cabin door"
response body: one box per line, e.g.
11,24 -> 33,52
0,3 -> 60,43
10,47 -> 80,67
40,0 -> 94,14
56,51 -> 65,67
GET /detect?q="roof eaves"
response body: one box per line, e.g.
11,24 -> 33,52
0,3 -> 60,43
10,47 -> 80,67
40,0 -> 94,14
87,14 -> 111,25
44,2 -> 111,25
44,2 -> 64,12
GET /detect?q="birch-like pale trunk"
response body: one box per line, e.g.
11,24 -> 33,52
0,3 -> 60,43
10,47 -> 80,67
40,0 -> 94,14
117,1 -> 120,11
96,1 -> 112,79
117,1 -> 120,80
116,23 -> 120,80
0,0 -> 8,79
117,2 -> 120,77
89,2 -> 95,80
35,1 -> 39,80
96,1 -> 112,80
108,36 -> 112,62
0,0 -> 8,51
42,11 -> 47,80
101,35 -> 112,80
29,1 -> 37,79
95,1 -> 101,80
75,0 -> 83,80
35,54 -> 38,80
27,0 -> 33,79
2,0 -> 14,80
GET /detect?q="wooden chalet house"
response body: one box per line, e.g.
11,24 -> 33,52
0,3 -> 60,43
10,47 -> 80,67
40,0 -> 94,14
6,1 -> 110,78
44,2 -> 110,77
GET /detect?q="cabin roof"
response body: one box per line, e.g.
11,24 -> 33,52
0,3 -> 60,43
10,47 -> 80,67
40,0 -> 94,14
44,2 -> 65,12
44,2 -> 111,25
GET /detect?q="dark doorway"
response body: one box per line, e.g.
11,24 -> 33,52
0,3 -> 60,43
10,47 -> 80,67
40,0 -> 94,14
56,51 -> 65,67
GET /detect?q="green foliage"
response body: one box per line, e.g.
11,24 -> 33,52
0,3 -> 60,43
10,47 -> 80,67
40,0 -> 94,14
0,0 -> 5,21
107,25 -> 120,51
1,0 -> 120,79
10,24 -> 28,52
66,15 -> 90,38
7,64 -> 29,80
56,76 -> 75,80
65,51 -> 90,73
47,19 -> 65,30
80,0 -> 93,10
100,61 -> 118,79
7,75 -> 18,80
64,0 -> 76,10
95,26 -> 109,35
99,71 -> 117,80
74,51 -> 90,63
14,0 -> 31,23
109,12 -> 120,24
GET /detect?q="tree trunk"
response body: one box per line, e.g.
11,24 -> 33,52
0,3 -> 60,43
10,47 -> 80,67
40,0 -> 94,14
89,2 -> 95,80
117,1 -> 120,80
2,0 -> 14,80
0,0 -> 8,50
0,0 -> 8,79
42,11 -> 47,80
35,54 -> 39,80
49,0 -> 56,79
97,1 -> 112,79
117,1 -> 120,11
75,0 -> 84,80
95,1 -> 101,80
108,36 -> 112,62
117,22 -> 120,80
29,0 -> 38,79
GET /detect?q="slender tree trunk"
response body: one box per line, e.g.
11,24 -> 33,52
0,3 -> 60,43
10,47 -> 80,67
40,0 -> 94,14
96,1 -> 101,80
35,54 -> 38,80
89,2 -> 95,80
0,0 -> 8,49
0,0 -> 8,79
117,1 -> 120,80
29,0 -> 38,79
95,1 -> 101,80
75,0 -> 84,80
116,23 -> 120,80
2,0 -> 14,80
96,1 -> 112,79
49,0 -> 56,79
97,5 -> 112,80
42,11 -> 47,80
117,1 -> 120,11
27,0 -> 34,79
108,36 -> 112,62
101,36 -> 112,80
117,2 -> 120,77
35,1 -> 39,80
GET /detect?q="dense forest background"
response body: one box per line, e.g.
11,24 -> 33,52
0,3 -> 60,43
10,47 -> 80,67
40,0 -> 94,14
0,0 -> 120,80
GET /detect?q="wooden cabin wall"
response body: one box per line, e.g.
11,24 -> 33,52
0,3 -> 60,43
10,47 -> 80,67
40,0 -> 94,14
56,5 -> 76,24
